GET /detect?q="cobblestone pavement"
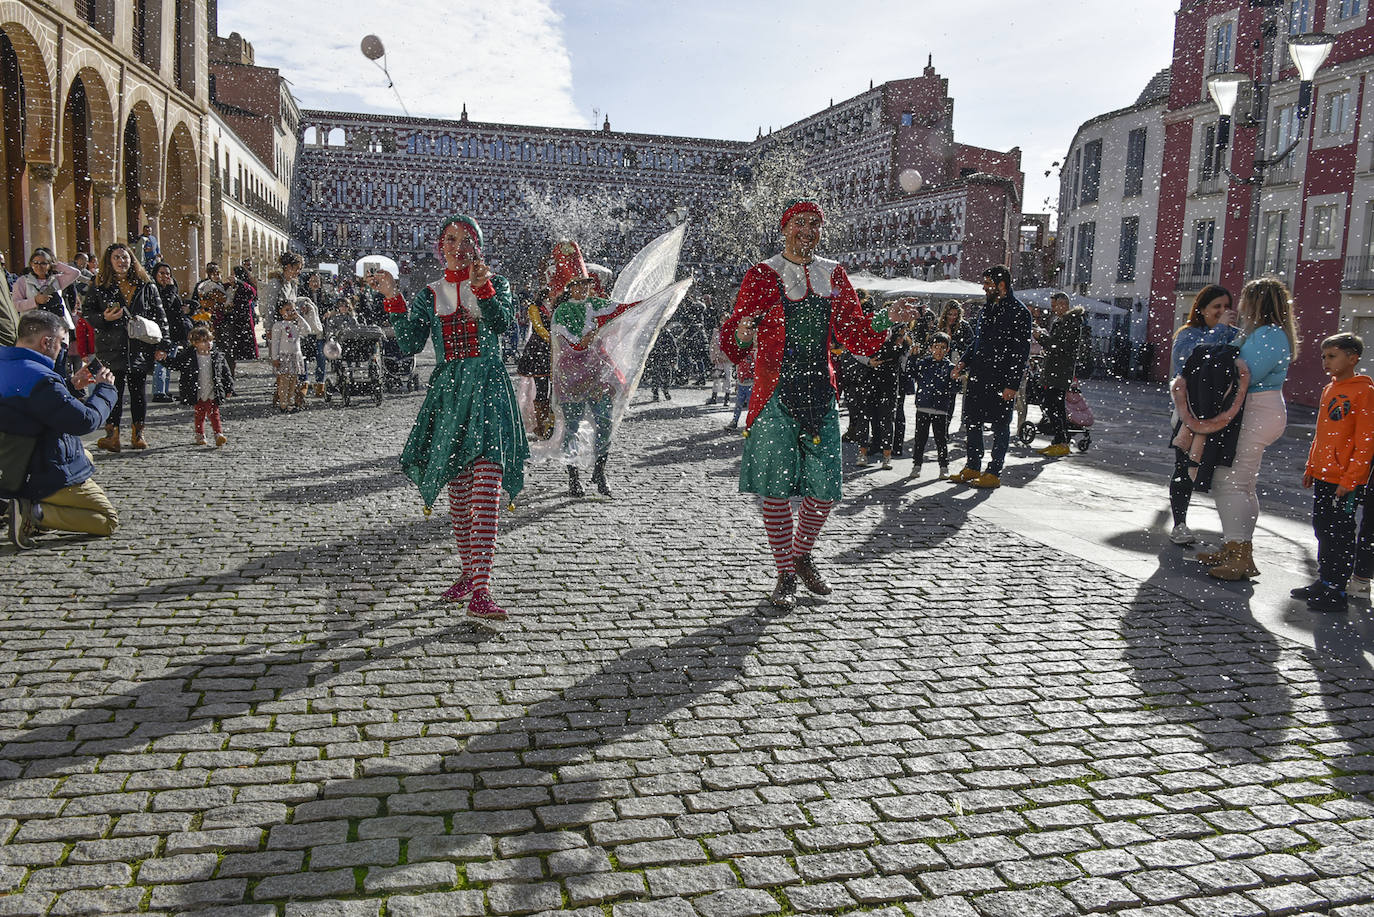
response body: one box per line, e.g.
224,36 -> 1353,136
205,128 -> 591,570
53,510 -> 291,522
4,360 -> 1374,917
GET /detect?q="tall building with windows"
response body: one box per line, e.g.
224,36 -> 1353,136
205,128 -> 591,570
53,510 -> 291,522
1058,68 -> 1170,350
0,3 -> 296,278
1147,0 -> 1374,404
1,0 -> 211,274
291,59 -> 1031,289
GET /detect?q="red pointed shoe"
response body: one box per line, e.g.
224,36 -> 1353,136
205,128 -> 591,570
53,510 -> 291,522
441,576 -> 475,602
466,589 -> 508,622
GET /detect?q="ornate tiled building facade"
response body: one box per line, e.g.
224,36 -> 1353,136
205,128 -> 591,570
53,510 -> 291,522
292,59 -> 1026,288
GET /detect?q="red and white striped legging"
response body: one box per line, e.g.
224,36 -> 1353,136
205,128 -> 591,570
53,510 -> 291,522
446,459 -> 504,590
760,496 -> 834,574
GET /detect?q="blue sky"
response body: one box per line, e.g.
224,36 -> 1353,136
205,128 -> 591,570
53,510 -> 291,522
223,0 -> 1179,222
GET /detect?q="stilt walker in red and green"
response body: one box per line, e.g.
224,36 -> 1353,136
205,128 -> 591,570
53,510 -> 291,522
719,201 -> 918,608
368,214 -> 529,622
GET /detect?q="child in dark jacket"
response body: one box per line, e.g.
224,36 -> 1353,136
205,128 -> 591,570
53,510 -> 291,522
171,325 -> 234,446
909,332 -> 959,476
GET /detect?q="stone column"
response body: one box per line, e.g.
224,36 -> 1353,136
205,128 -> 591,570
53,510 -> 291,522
185,214 -> 203,274
94,182 -> 119,252
26,162 -> 57,254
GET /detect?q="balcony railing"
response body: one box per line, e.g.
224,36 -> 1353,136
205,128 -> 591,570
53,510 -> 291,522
1262,157 -> 1298,185
1194,173 -> 1227,196
1176,260 -> 1221,289
1344,255 -> 1374,289
1253,254 -> 1297,286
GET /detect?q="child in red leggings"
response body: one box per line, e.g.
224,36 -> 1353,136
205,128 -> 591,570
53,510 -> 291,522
170,325 -> 234,446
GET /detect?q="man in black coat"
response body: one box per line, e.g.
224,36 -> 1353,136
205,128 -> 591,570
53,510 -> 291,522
948,265 -> 1032,489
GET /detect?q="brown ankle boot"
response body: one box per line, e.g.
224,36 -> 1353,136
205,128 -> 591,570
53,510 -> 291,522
1195,542 -> 1234,565
130,423 -> 148,449
313,382 -> 326,398
96,424 -> 121,452
1208,541 -> 1256,580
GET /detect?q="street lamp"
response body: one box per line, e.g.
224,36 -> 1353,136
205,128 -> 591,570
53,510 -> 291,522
1205,17 -> 1335,279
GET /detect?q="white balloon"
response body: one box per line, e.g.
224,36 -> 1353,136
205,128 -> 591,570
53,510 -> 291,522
898,169 -> 924,194
360,35 -> 385,61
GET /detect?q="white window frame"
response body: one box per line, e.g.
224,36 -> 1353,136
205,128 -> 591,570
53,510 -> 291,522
1205,10 -> 1241,88
1303,192 -> 1348,260
1314,82 -> 1358,151
1327,0 -> 1367,33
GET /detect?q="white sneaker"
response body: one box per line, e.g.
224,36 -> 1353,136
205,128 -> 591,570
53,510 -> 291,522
1170,524 -> 1199,545
1349,576 -> 1370,597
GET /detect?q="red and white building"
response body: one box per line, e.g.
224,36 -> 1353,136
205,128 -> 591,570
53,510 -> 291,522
1148,0 -> 1374,405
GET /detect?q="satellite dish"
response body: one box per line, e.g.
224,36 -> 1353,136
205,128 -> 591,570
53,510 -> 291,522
898,169 -> 924,194
360,35 -> 385,61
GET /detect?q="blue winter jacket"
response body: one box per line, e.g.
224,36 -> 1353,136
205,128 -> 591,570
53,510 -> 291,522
912,355 -> 959,415
0,346 -> 116,500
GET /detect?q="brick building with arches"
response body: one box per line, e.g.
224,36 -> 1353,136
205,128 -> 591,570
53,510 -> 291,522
0,0 -> 294,280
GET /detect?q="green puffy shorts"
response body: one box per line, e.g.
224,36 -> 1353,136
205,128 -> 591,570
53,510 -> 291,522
738,395 -> 842,501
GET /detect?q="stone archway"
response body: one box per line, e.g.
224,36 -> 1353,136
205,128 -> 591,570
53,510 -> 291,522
121,98 -> 161,245
59,63 -> 117,256
162,120 -> 199,277
0,17 -> 55,261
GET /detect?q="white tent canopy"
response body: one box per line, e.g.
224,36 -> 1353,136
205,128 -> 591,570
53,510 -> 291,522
1017,288 -> 1129,317
847,273 -> 984,299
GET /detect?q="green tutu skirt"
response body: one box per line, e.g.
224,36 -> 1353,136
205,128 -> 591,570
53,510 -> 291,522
739,395 -> 842,501
401,355 -> 529,508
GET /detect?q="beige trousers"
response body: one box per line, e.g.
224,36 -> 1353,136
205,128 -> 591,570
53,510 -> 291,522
38,478 -> 120,537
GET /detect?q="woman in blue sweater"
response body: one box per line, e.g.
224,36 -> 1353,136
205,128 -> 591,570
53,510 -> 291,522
1167,284 -> 1236,544
1201,277 -> 1298,580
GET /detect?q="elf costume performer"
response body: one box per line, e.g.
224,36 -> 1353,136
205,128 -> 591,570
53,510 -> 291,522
549,244 -> 635,497
719,200 -> 917,608
369,214 -> 529,621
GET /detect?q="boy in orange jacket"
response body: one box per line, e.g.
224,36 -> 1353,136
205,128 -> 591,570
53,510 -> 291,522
1293,333 -> 1374,613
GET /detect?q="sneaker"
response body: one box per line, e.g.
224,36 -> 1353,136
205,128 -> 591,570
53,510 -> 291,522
215,434 -> 228,448
8,498 -> 40,549
1307,585 -> 1349,614
726,420 -> 738,430
949,466 -> 980,484
466,589 -> 508,621
442,576 -> 476,602
1041,443 -> 1071,458
1349,575 -> 1371,597
193,433 -> 207,446
1289,580 -> 1325,601
1169,524 -> 1199,546
856,451 -> 870,467
881,456 -> 893,470
6,498 -> 19,547
970,471 -> 1001,489
909,463 -> 922,478
938,465 -> 949,478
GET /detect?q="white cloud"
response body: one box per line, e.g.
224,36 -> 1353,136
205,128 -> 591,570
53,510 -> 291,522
217,0 -> 587,126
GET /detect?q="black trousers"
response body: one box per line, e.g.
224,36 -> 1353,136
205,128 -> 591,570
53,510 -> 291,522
860,375 -> 900,453
1042,386 -> 1070,444
1314,480 -> 1361,590
911,411 -> 949,466
1169,447 -> 1194,528
110,369 -> 148,427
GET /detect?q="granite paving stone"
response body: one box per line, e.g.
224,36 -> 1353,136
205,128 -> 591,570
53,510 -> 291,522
2,365 -> 1373,916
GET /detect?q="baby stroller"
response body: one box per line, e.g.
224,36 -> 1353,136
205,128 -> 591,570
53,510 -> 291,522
381,332 -> 421,393
324,324 -> 386,407
1018,369 -> 1095,452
